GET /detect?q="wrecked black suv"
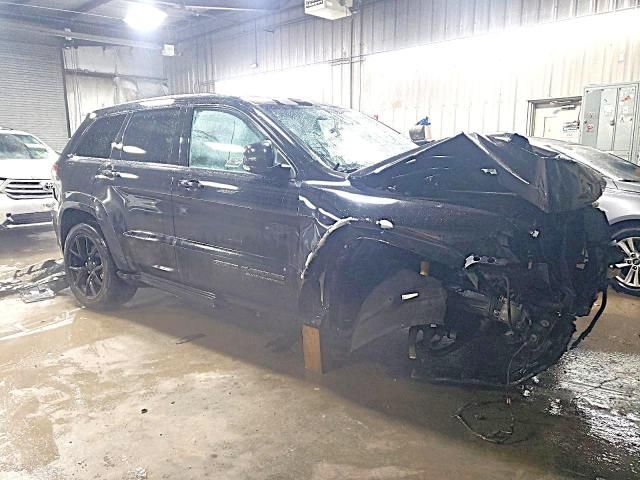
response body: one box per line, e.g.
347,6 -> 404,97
53,95 -> 614,385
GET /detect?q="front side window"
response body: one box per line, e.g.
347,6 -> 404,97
189,109 -> 264,172
75,114 -> 126,159
0,134 -> 53,160
120,108 -> 181,164
261,104 -> 416,173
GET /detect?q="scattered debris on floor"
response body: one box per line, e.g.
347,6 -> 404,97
454,399 -> 517,445
0,258 -> 67,303
19,285 -> 56,303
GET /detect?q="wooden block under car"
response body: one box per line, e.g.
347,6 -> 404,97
302,324 -> 325,373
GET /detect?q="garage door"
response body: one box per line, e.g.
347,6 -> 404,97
0,40 -> 69,150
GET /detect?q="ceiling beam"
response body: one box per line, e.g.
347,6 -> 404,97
0,10 -> 137,39
68,0 -> 113,18
157,1 -> 279,14
0,17 -> 163,49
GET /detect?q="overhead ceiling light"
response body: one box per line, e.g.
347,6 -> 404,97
123,4 -> 167,32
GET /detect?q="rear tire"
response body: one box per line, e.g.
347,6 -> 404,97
63,223 -> 137,310
610,226 -> 640,297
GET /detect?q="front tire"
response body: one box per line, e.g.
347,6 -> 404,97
63,223 -> 137,310
610,226 -> 640,297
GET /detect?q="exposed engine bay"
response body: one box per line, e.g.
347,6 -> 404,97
408,206 -> 612,386
302,133 -> 617,386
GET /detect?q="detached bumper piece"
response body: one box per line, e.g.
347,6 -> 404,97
0,259 -> 68,303
2,211 -> 53,226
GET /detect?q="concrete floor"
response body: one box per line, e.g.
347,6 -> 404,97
0,225 -> 639,480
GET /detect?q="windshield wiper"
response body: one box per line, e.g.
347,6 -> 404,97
618,179 -> 640,183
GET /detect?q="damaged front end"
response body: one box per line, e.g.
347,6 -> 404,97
302,133 -> 616,386
416,205 -> 613,386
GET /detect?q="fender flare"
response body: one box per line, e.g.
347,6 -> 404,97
58,195 -> 134,272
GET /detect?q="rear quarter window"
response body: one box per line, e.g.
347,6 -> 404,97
74,114 -> 126,159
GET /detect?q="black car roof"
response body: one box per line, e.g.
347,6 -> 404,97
91,93 -> 329,117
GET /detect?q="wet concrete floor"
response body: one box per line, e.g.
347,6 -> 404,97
0,224 -> 639,479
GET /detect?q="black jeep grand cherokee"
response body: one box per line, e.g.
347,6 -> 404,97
53,94 -> 613,385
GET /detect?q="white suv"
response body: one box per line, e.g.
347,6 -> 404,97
0,128 -> 58,226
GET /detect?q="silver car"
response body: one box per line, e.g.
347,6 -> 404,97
532,138 -> 640,297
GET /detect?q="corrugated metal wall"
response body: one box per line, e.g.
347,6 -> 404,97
166,0 -> 640,137
64,46 -> 168,133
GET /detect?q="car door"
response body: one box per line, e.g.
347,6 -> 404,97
92,107 -> 184,280
172,105 -> 299,307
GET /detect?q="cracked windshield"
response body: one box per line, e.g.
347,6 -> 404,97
262,104 -> 416,172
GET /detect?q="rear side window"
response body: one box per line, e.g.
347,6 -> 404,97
74,114 -> 126,159
120,108 -> 181,164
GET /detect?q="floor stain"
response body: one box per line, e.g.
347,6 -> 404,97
0,226 -> 639,479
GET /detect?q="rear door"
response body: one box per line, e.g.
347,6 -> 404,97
92,107 -> 184,280
172,105 -> 299,307
65,113 -> 127,209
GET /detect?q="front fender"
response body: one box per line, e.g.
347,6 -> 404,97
597,189 -> 640,225
298,217 -> 464,320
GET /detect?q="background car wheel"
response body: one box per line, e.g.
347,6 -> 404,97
610,226 -> 640,297
63,223 -> 137,310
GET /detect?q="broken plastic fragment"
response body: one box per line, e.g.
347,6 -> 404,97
19,287 -> 56,304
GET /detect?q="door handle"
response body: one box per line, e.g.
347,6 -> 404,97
98,168 -> 120,179
178,179 -> 202,190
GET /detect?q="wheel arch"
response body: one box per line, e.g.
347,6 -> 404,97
60,207 -> 100,248
59,202 -> 133,272
609,219 -> 640,296
298,219 -> 460,330
610,219 -> 640,237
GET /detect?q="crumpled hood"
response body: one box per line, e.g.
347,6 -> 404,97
350,133 -> 605,214
0,157 -> 55,180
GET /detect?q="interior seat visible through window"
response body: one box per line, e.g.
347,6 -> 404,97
189,109 -> 264,172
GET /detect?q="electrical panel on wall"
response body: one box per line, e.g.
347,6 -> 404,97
581,82 -> 640,164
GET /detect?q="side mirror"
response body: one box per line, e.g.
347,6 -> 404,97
243,140 -> 276,174
409,125 -> 429,145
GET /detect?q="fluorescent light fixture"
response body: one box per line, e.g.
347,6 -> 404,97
124,4 -> 167,32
